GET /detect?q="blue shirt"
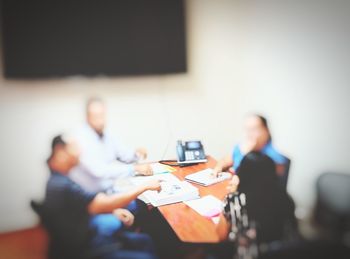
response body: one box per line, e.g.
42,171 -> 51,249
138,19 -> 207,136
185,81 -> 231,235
43,172 -> 123,252
43,172 -> 98,250
232,141 -> 287,170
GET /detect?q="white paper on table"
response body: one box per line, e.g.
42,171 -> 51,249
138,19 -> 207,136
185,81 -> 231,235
145,180 -> 199,207
184,195 -> 223,224
130,173 -> 181,186
185,168 -> 232,186
150,163 -> 175,175
129,174 -> 180,204
129,173 -> 199,206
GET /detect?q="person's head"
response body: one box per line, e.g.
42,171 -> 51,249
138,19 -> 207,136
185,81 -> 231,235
244,114 -> 271,150
47,135 -> 80,175
237,151 -> 279,194
86,97 -> 106,136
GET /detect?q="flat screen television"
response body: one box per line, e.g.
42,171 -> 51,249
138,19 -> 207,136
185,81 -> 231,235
1,0 -> 187,78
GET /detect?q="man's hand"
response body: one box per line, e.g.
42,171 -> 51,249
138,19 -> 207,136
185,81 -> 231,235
134,164 -> 153,176
143,179 -> 162,192
113,208 -> 135,227
135,147 -> 148,160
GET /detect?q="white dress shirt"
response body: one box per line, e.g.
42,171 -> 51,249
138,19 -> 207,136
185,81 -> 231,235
69,124 -> 139,192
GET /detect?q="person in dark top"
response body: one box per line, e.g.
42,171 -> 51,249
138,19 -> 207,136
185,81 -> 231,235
213,152 -> 297,259
233,152 -> 297,243
42,135 -> 162,259
237,152 -> 296,243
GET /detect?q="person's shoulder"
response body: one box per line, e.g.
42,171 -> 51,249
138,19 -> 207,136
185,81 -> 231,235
103,128 -> 121,144
46,172 -> 73,195
263,141 -> 275,151
48,172 -> 66,183
72,124 -> 93,138
103,128 -> 117,139
264,141 -> 284,154
263,141 -> 287,163
48,172 -> 77,188
233,143 -> 242,154
71,125 -> 100,148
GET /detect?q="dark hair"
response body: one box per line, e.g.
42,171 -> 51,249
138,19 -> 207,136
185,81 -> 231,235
237,151 -> 279,194
47,135 -> 66,163
86,96 -> 104,113
51,135 -> 66,150
252,114 -> 272,142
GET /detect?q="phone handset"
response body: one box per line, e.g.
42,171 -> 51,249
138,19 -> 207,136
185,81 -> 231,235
176,140 -> 185,162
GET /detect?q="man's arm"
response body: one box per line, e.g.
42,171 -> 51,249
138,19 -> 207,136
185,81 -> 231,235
88,180 -> 161,214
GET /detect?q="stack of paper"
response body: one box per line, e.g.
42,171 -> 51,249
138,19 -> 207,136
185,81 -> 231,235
185,168 -> 232,186
130,173 -> 199,207
150,163 -> 176,175
184,195 -> 223,223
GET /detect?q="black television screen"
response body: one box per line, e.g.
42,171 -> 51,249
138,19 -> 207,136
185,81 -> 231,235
1,0 -> 187,78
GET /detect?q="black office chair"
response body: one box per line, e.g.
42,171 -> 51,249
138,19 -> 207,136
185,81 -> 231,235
279,156 -> 291,190
30,200 -> 123,259
258,172 -> 350,259
314,172 -> 350,241
31,200 -> 64,259
30,200 -> 44,217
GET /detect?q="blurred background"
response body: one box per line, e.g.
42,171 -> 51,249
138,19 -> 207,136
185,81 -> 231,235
0,0 -> 349,240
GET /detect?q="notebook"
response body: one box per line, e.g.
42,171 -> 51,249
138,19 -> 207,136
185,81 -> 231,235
185,168 -> 232,186
184,195 -> 223,223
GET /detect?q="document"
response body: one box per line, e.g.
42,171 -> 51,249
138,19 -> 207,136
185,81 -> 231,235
150,163 -> 176,175
185,168 -> 232,186
130,173 -> 199,207
184,195 -> 223,223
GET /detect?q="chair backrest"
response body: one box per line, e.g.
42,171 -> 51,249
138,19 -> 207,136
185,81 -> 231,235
30,200 -> 52,229
31,200 -> 64,259
30,200 -> 44,217
314,172 -> 350,239
279,157 -> 291,189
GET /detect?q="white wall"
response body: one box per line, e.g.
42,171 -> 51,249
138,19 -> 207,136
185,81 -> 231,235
1,0 -> 350,232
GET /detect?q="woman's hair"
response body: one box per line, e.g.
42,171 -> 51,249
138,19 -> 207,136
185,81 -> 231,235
253,114 -> 272,142
237,151 -> 279,194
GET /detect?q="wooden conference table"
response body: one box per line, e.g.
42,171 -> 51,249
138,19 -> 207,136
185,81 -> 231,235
157,156 -> 231,243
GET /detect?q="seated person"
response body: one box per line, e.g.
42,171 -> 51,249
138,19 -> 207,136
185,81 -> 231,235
41,135 -> 161,259
70,97 -> 153,193
216,152 -> 297,254
213,114 -> 288,179
216,155 -> 350,259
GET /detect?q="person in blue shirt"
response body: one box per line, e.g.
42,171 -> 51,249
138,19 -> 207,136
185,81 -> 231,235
213,114 -> 288,178
41,135 -> 161,259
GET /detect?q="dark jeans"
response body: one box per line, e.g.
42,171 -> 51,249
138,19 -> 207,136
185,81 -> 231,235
90,231 -> 157,259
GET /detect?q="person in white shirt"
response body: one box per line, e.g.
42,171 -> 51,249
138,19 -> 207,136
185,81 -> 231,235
69,97 -> 153,193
